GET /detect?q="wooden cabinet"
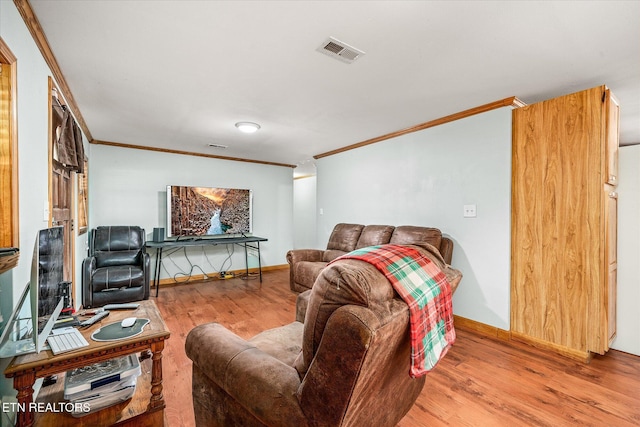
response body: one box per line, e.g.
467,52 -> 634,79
511,85 -> 619,362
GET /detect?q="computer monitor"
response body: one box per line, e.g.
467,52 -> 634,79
0,227 -> 64,357
0,281 -> 33,357
32,226 -> 65,353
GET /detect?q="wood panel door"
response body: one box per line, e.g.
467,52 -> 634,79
511,86 -> 614,360
49,79 -> 74,288
50,161 -> 72,283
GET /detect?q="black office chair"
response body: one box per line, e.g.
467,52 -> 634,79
82,226 -> 150,308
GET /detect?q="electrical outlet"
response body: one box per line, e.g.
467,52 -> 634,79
463,204 -> 477,218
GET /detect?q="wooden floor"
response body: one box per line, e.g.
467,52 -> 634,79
155,269 -> 640,427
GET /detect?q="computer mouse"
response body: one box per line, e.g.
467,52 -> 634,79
121,317 -> 137,328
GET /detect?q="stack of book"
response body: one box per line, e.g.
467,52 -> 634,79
63,354 -> 141,417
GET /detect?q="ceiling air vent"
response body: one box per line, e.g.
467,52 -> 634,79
208,143 -> 228,149
316,37 -> 365,64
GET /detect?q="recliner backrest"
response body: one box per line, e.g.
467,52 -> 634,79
325,223 -> 364,252
91,226 -> 145,268
355,224 -> 394,249
295,257 -> 425,426
390,225 -> 442,252
296,259 -> 396,377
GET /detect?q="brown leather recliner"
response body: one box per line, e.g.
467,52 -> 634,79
185,244 -> 462,427
286,223 -> 454,293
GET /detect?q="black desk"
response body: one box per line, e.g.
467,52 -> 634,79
145,236 -> 268,296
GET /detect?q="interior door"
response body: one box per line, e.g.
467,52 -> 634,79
50,160 -> 72,283
50,81 -> 74,292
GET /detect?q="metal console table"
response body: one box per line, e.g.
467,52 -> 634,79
145,235 -> 268,296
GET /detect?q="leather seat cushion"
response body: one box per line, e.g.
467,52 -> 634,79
294,261 -> 328,289
248,321 -> 304,366
321,250 -> 347,263
92,265 -> 145,291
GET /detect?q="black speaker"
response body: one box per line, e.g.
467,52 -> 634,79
153,227 -> 165,242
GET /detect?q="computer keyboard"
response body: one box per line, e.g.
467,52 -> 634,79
47,327 -> 90,355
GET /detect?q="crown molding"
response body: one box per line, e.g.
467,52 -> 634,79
91,139 -> 296,169
314,96 -> 526,159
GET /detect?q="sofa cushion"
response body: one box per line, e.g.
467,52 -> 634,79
321,250 -> 347,263
326,223 -> 364,252
294,261 -> 328,290
355,225 -> 394,249
248,321 -> 304,366
390,225 -> 442,250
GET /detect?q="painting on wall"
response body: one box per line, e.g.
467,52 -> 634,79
77,156 -> 88,235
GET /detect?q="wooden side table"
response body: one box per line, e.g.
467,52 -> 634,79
4,300 -> 170,426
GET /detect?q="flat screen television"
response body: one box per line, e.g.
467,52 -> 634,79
166,185 -> 253,238
0,227 -> 64,357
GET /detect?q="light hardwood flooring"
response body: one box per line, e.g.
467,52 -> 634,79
155,269 -> 640,427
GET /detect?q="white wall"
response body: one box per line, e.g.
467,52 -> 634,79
613,145 -> 640,355
293,176 -> 317,249
0,0 -> 89,410
88,144 -> 293,282
317,107 -> 513,330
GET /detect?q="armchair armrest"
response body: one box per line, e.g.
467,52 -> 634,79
141,251 -> 150,300
82,256 -> 97,308
185,323 -> 307,427
295,290 -> 312,323
286,249 -> 325,265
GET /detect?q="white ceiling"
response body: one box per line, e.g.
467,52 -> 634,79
29,1 -> 640,177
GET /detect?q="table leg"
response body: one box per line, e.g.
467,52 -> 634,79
13,371 -> 35,427
154,247 -> 163,298
244,243 -> 249,278
257,241 -> 263,282
148,340 -> 166,412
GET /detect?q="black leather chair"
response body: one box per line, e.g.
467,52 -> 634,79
82,226 -> 150,308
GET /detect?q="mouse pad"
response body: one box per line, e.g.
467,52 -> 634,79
91,318 -> 150,342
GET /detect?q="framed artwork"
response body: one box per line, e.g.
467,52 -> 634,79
77,156 -> 88,235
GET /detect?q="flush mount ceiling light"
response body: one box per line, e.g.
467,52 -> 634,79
235,122 -> 261,133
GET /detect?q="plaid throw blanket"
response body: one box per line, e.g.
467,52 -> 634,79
331,244 -> 455,377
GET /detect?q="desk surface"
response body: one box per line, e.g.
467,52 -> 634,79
4,300 -> 169,378
4,300 -> 169,427
145,235 -> 267,248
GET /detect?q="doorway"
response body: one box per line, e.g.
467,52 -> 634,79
49,79 -> 75,289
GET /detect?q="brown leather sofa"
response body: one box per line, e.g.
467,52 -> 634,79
286,223 -> 454,293
185,244 -> 462,427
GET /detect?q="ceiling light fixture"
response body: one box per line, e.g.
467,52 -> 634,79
235,122 -> 261,134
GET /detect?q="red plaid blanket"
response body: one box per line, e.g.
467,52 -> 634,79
331,244 -> 455,377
